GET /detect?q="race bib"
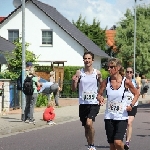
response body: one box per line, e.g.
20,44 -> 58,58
127,96 -> 133,102
82,91 -> 96,101
108,101 -> 124,114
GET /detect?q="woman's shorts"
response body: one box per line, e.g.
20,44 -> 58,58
128,106 -> 137,117
104,119 -> 128,143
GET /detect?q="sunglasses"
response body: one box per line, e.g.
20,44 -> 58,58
107,66 -> 115,69
126,71 -> 133,74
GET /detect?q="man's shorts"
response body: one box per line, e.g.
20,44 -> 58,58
79,104 -> 100,126
128,106 -> 138,117
104,119 -> 128,143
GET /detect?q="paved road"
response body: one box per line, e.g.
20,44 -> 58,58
0,104 -> 150,150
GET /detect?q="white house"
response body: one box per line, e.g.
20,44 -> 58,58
0,0 -> 109,69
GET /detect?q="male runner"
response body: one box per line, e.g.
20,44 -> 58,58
72,51 -> 102,150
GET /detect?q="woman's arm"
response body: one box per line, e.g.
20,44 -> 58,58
126,79 -> 139,106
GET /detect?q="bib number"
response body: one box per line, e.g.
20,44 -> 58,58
108,101 -> 124,114
82,92 -> 96,101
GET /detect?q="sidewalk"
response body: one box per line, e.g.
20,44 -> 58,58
0,96 -> 150,138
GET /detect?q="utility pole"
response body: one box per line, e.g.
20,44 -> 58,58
21,0 -> 26,121
133,0 -> 137,79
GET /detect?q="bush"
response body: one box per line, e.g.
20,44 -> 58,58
60,66 -> 82,98
36,93 -> 48,107
100,68 -> 109,79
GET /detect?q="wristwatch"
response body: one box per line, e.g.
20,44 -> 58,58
130,104 -> 134,108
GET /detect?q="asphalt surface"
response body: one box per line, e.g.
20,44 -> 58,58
0,104 -> 150,150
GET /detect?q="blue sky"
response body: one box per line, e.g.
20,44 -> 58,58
0,0 -> 149,28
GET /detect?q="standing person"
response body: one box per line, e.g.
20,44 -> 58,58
23,67 -> 40,124
135,73 -> 141,96
17,62 -> 33,107
97,58 -> 139,150
39,82 -> 60,106
43,100 -> 56,125
124,67 -> 139,150
72,51 -> 102,150
141,75 -> 148,98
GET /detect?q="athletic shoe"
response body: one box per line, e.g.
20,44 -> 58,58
47,121 -> 56,125
88,146 -> 96,150
29,119 -> 35,125
124,142 -> 129,150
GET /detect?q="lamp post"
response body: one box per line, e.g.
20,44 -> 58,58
134,0 -> 143,78
133,0 -> 137,79
21,0 -> 26,121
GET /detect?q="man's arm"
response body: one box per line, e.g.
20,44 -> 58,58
97,79 -> 107,105
71,70 -> 80,92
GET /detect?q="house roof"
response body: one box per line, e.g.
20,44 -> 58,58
0,36 -> 15,52
0,17 -> 5,23
0,0 -> 109,58
105,30 -> 117,52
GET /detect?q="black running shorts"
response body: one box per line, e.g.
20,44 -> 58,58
104,119 -> 128,143
79,104 -> 100,126
128,106 -> 137,117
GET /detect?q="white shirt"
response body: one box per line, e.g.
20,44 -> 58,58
78,68 -> 98,104
105,77 -> 128,120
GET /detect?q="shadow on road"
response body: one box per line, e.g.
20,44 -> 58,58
136,135 -> 150,137
142,122 -> 150,124
1,117 -> 20,120
138,103 -> 150,108
96,145 -> 110,148
85,145 -> 109,149
137,104 -> 150,113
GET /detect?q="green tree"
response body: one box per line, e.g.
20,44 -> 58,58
115,5 -> 150,75
0,40 -> 38,80
73,15 -> 106,51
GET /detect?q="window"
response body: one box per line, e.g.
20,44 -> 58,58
8,30 -> 19,42
42,30 -> 53,45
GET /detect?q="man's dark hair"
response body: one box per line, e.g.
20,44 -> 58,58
83,51 -> 94,60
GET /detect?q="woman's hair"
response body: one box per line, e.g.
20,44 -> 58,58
108,58 -> 125,76
126,67 -> 134,73
47,101 -> 55,108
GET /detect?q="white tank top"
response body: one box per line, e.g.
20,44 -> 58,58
78,68 -> 98,104
105,77 -> 128,120
125,79 -> 138,106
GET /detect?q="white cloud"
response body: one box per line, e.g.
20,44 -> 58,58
41,0 -> 150,29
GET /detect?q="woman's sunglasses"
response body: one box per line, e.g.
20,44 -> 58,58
107,66 -> 115,69
126,71 -> 133,74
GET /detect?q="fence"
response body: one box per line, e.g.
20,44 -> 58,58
59,80 -> 78,98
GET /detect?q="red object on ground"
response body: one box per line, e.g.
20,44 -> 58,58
43,107 -> 55,121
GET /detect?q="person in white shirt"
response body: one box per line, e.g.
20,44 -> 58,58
72,51 -> 102,150
97,58 -> 138,150
124,67 -> 140,150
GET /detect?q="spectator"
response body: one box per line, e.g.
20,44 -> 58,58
39,82 -> 60,106
24,67 -> 40,124
141,75 -> 148,98
43,100 -> 56,125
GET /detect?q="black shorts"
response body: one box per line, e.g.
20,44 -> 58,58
128,106 -> 137,117
104,119 -> 128,143
79,104 -> 100,126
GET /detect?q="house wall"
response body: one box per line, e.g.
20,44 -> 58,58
0,1 -> 101,69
